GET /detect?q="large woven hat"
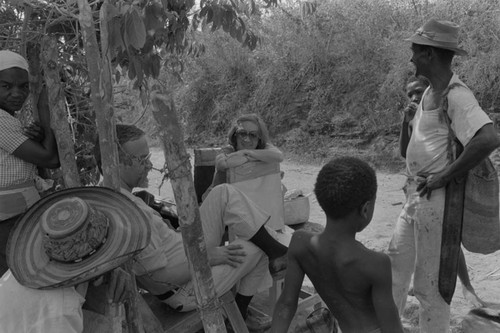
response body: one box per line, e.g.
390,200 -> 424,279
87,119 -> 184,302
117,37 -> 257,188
7,187 -> 151,289
406,18 -> 468,56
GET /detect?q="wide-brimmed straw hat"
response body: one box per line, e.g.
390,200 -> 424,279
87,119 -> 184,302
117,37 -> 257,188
406,18 -> 468,56
7,187 -> 151,289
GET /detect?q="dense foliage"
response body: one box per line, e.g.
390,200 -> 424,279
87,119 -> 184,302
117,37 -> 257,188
170,0 -> 500,168
1,0 -> 499,171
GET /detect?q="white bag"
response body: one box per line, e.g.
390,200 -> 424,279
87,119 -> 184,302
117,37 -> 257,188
284,189 -> 310,225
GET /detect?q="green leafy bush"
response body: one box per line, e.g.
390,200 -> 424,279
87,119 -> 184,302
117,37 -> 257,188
174,0 -> 500,169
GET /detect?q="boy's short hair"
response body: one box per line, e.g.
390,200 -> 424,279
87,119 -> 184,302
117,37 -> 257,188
314,157 -> 377,219
94,124 -> 145,173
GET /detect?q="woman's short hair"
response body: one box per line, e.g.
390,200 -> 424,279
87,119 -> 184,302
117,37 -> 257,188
227,113 -> 270,150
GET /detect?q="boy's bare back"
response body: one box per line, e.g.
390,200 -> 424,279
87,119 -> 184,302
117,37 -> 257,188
271,157 -> 402,333
288,230 -> 394,332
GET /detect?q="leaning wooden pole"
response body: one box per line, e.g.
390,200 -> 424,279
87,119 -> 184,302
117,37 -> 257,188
102,3 -> 163,332
77,0 -> 120,189
77,1 -> 142,332
41,36 -> 80,188
151,91 -> 227,333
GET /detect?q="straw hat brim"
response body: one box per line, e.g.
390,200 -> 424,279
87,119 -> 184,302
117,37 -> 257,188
406,34 -> 468,56
7,187 -> 151,289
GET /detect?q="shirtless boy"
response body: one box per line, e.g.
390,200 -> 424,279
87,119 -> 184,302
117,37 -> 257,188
270,157 -> 403,333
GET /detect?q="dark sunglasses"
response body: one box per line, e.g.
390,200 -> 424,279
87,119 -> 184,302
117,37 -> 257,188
235,129 -> 259,140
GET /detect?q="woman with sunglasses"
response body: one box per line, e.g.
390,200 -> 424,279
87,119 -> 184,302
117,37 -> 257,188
203,113 -> 283,199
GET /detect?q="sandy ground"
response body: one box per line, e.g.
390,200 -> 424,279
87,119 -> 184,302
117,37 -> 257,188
146,148 -> 500,332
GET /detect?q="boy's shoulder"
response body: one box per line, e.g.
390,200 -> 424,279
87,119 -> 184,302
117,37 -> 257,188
288,229 -> 316,253
290,229 -> 316,242
355,243 -> 391,277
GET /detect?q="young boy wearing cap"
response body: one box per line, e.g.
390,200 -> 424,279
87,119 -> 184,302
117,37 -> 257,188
271,157 -> 403,333
0,187 -> 151,333
388,19 -> 500,332
0,50 -> 60,274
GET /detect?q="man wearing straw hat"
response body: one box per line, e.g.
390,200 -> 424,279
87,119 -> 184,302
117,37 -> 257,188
94,124 -> 288,330
0,187 -> 151,332
0,50 -> 60,275
388,19 -> 500,332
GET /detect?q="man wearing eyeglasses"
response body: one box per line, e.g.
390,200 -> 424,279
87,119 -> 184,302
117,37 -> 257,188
93,124 -> 287,330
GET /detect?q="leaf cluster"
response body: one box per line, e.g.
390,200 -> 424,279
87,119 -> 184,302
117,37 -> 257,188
174,0 -> 500,168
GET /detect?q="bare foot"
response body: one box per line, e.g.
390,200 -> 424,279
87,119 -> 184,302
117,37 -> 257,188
462,286 -> 485,308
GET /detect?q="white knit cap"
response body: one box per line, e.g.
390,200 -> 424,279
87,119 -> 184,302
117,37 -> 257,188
0,50 -> 29,72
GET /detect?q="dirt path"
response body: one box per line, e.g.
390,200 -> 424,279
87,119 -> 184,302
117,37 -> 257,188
147,148 -> 500,332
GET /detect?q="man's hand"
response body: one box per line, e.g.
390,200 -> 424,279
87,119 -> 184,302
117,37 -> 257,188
207,244 -> 246,267
416,171 -> 449,199
23,121 -> 45,142
401,102 -> 418,122
93,267 -> 132,304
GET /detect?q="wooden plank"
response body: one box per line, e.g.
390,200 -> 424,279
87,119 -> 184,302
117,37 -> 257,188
194,148 -> 222,166
221,292 -> 249,333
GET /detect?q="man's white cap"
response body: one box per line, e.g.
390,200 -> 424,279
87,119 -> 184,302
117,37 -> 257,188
0,50 -> 29,72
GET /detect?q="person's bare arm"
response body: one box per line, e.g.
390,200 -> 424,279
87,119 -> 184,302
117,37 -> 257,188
216,144 -> 283,170
399,102 -> 417,158
270,236 -> 305,333
12,87 -> 59,168
241,144 -> 284,163
418,123 -> 500,198
216,151 -> 248,170
214,146 -> 246,171
370,253 -> 404,333
399,103 -> 416,158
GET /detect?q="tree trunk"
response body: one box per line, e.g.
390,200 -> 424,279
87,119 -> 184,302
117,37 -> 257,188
20,5 -> 42,123
41,36 -> 80,189
151,92 -> 227,333
77,1 -> 140,333
77,0 -> 120,190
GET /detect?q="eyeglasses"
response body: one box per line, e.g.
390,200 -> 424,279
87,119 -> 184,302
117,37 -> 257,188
130,152 -> 151,166
122,152 -> 151,167
117,143 -> 152,167
235,129 -> 259,140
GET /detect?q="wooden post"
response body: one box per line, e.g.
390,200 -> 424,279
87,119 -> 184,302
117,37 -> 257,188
41,36 -> 80,188
77,2 -> 165,333
77,0 -> 120,189
77,1 -> 139,333
151,91 -> 227,333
